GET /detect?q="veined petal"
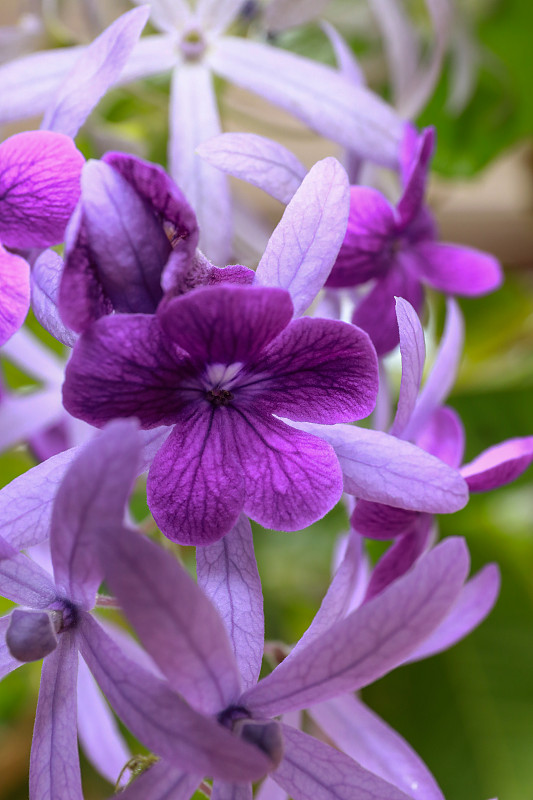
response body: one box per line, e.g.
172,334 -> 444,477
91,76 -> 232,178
0,131 -> 84,249
50,420 -> 140,609
271,725 -> 411,800
364,518 -> 432,600
413,241 -> 502,296
169,62 -> 232,264
197,133 -> 306,205
31,250 -> 77,348
461,437 -> 533,492
351,501 -> 421,540
252,317 -> 378,423
208,37 -> 403,166
243,538 -> 469,716
79,614 -> 271,781
0,245 -> 30,346
77,655 -> 130,785
42,6 -> 150,137
390,297 -> 426,437
290,422 -> 469,513
29,631 -> 82,800
197,514 -> 264,693
117,760 -> 200,799
310,695 -> 445,800
0,536 -> 57,607
254,158 -> 350,315
100,524 -> 242,714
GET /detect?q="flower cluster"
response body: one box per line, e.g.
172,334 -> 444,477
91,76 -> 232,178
0,3 -> 531,800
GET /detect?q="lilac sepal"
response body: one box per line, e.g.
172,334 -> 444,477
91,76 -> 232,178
31,250 -> 77,347
197,514 -> 264,693
212,781 -> 253,800
254,158 -> 350,315
461,438 -> 533,492
0,131 -> 84,248
364,518 -> 432,601
208,37 -> 403,167
242,538 -> 469,716
78,614 -> 271,781
169,61 -> 231,264
309,695 -> 445,800
403,298 -> 464,441
414,241 -> 502,296
99,524 -> 242,714
41,7 -> 149,137
77,655 -> 131,785
0,614 -> 23,679
117,760 -> 200,799
287,421 -> 469,513
0,536 -> 57,607
271,724 -> 411,800
29,631 -> 82,800
0,245 -> 30,346
404,563 -> 501,664
197,133 -> 306,205
391,296 -> 426,437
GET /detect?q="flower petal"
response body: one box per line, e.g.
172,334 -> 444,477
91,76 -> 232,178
0,613 -> 22,679
413,241 -> 502,296
212,781 -> 253,800
351,501 -> 421,540
42,7 -> 149,137
0,131 -> 84,248
390,297 -> 426,437
117,760 -> 200,799
0,535 -> 57,607
243,538 -> 469,716
100,524 -> 242,714
78,614 -> 271,781
208,37 -> 403,166
30,631 -> 82,800
0,389 -> 62,453
396,127 -> 435,229
196,0 -> 248,34
31,249 -> 77,347
254,158 -> 350,315
461,437 -> 533,492
364,518 -> 432,601
197,133 -> 306,205
0,245 -> 29,346
416,406 -> 465,468
197,514 -> 264,693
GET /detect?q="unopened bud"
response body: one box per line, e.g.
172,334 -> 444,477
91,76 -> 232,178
6,608 -> 61,662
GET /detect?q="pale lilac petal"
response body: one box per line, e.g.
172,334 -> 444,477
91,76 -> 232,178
243,538 -> 469,716
196,0 -> 248,33
351,501 -> 421,540
414,241 -> 502,296
196,514 -> 264,692
310,695 -> 445,800
30,631 -> 82,800
147,411 -> 246,546
321,21 -> 366,86
0,536 -> 57,607
0,613 -> 22,679
390,297 -> 426,437
212,781 -> 253,800
0,246 -> 29,346
272,725 -> 411,800
169,62 -> 232,263
0,325 -> 65,385
364,518 -> 432,601
0,46 -> 83,124
50,419 -> 140,609
368,0 -> 419,106
197,133 -> 306,205
254,158 -> 350,315
41,7 -> 149,137
252,317 -> 378,422
405,564 -> 500,663
77,655 -> 130,785
264,0 -> 331,32
117,760 -> 200,799
0,389 -> 62,452
100,524 -> 241,714
461,437 -> 533,492
78,614 -> 271,781
134,0 -> 191,33
256,777 -> 289,800
31,250 -> 77,347
208,37 -> 403,166
397,128 -> 435,230
120,33 -> 178,81
416,407 -> 465,468
404,298 -> 464,441
0,131 -> 84,249
326,187 -> 397,289
289,422 -> 469,513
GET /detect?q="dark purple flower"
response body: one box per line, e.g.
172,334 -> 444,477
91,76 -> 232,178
326,126 -> 502,355
63,283 -> 379,545
58,151 -> 253,334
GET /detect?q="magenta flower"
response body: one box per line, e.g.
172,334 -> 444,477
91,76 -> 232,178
63,283 -> 379,545
326,126 -> 503,354
0,130 -> 84,344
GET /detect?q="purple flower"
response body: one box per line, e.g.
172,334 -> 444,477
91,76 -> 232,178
326,126 -> 503,355
0,129 -> 84,344
63,283 -> 379,545
93,514 -> 474,799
